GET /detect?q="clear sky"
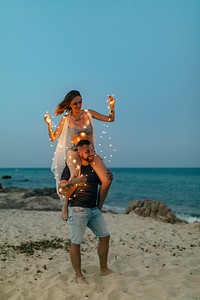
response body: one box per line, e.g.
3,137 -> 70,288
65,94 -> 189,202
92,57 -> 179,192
0,0 -> 199,168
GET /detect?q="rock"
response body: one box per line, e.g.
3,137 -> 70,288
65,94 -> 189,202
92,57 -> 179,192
2,175 -> 12,180
0,187 -> 60,211
125,199 -> 187,224
23,188 -> 58,199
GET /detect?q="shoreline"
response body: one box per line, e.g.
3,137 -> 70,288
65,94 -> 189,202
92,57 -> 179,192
1,166 -> 200,223
0,186 -> 200,224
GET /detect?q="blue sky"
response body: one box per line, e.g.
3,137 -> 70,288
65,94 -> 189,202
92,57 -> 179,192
0,0 -> 199,168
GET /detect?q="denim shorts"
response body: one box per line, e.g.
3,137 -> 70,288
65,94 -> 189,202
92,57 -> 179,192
68,207 -> 110,245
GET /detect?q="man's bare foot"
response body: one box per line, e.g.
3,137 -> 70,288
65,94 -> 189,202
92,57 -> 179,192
100,268 -> 114,276
76,275 -> 88,284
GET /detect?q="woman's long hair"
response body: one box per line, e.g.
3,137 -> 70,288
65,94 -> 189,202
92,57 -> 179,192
54,90 -> 81,115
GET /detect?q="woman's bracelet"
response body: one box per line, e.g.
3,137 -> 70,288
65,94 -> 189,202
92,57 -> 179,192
109,109 -> 115,114
108,110 -> 115,121
47,120 -> 51,126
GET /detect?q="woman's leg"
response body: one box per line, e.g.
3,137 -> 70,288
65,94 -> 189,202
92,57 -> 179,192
61,197 -> 69,221
62,152 -> 81,221
66,151 -> 81,180
90,155 -> 112,210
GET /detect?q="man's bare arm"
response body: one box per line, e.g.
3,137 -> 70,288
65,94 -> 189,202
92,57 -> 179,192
98,170 -> 113,211
58,176 -> 87,198
58,180 -> 76,198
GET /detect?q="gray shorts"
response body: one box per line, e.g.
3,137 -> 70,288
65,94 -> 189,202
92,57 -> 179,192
68,207 -> 110,245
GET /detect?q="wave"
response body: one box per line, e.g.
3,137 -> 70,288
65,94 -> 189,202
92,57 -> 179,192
175,213 -> 200,224
104,205 -> 200,224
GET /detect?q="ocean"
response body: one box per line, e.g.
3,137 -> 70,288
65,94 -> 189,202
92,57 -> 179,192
0,168 -> 200,223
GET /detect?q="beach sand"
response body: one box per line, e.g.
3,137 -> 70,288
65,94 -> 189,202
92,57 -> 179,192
0,209 -> 200,300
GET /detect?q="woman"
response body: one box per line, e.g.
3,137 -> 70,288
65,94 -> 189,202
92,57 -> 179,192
44,90 -> 115,218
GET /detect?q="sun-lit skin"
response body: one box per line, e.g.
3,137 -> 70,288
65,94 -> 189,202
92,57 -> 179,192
44,92 -> 115,221
44,95 -> 115,144
58,141 -> 113,283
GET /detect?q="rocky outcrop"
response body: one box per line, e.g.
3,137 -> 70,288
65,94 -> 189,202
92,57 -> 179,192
23,188 -> 58,199
0,187 -> 61,211
0,188 -> 190,223
125,199 -> 187,224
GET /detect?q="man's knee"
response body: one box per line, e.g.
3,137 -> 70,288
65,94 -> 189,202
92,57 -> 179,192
70,243 -> 81,250
99,235 -> 110,243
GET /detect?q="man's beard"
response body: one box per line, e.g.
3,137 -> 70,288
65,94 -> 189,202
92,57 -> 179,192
83,155 -> 94,162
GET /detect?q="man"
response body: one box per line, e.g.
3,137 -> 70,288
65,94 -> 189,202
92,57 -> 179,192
59,139 -> 113,284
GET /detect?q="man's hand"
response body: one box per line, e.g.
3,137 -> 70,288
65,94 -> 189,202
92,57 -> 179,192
58,175 -> 87,197
72,175 -> 87,185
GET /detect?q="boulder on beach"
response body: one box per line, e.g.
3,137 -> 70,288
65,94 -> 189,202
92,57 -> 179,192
125,199 -> 187,224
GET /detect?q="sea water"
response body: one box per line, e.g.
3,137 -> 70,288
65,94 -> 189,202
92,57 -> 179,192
0,168 -> 199,223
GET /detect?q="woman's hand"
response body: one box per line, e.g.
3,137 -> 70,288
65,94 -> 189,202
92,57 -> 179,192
44,113 -> 52,124
108,95 -> 115,109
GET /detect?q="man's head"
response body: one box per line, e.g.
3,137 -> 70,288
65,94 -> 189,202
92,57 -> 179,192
77,140 -> 95,164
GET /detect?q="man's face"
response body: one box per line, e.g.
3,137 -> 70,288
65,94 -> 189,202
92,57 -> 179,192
78,144 -> 95,162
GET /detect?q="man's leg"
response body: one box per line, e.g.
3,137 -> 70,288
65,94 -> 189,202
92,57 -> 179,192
70,243 -> 88,284
68,207 -> 89,284
88,208 -> 113,275
98,236 -> 113,275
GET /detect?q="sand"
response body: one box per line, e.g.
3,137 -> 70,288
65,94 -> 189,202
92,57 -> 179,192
0,209 -> 200,300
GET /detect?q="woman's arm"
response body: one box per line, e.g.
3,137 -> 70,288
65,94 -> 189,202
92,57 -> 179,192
44,114 -> 66,142
89,95 -> 115,122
